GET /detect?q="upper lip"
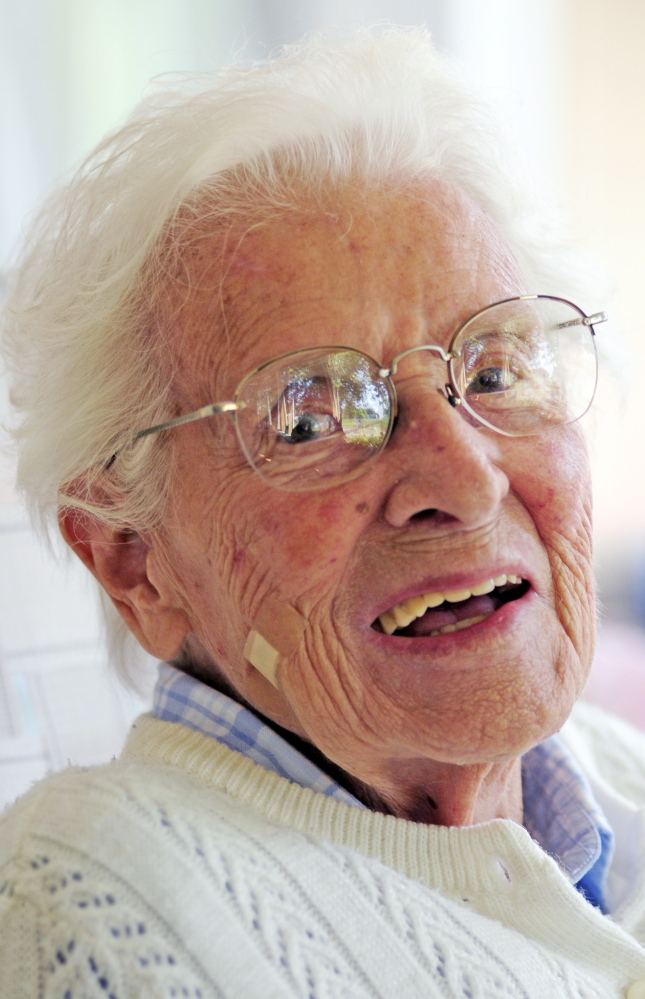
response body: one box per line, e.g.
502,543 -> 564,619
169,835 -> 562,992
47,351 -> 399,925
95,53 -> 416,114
367,566 -> 533,625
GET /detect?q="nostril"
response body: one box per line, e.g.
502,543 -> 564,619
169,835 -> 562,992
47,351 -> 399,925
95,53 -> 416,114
408,508 -> 461,528
410,508 -> 438,522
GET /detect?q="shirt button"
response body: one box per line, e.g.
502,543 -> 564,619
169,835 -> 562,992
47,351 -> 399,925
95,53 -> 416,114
627,978 -> 645,999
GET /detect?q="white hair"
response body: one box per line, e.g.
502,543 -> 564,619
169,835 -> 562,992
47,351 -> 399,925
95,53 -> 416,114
1,26 -> 596,680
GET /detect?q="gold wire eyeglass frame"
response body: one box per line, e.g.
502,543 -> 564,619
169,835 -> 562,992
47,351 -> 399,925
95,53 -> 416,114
130,294 -> 607,485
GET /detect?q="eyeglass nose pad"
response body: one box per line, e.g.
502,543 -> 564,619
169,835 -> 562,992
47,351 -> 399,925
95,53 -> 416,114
440,384 -> 461,408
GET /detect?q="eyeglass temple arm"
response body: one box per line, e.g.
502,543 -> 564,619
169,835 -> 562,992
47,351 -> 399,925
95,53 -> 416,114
104,401 -> 240,469
134,400 -> 240,440
557,311 -> 608,330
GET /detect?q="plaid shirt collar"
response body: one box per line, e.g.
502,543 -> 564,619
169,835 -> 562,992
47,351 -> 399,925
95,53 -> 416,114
153,662 -> 614,910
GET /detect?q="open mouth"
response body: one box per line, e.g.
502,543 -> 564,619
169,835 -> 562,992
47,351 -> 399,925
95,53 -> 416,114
372,574 -> 530,638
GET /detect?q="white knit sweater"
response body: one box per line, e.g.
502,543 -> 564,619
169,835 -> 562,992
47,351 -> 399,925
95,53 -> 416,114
2,701 -> 645,998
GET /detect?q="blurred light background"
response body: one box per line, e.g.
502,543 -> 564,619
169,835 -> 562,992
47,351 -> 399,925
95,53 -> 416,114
1,0 -> 644,807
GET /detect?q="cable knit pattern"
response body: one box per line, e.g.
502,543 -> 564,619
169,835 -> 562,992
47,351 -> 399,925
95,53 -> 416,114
2,701 -> 645,998
0,849 -> 213,999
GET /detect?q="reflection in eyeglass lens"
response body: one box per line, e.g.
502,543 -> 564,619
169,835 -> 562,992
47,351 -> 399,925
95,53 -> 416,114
453,300 -> 596,435
235,349 -> 391,487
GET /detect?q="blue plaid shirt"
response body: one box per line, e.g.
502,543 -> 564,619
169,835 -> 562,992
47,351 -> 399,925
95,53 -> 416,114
153,662 -> 614,912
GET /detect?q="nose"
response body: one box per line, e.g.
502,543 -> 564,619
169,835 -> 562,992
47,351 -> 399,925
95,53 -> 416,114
382,377 -> 510,530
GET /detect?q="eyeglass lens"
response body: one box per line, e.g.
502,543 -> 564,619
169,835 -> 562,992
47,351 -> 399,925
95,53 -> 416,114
450,297 -> 597,437
234,348 -> 393,490
233,297 -> 597,490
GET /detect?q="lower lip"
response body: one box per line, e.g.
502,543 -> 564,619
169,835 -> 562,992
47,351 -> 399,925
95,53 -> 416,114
369,586 -> 535,651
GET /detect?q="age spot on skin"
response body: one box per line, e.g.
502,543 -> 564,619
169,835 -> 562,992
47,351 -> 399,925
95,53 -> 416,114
355,502 -> 370,514
230,252 -> 270,275
538,487 -> 556,510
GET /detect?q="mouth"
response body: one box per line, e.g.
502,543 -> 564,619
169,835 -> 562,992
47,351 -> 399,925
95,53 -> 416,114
371,574 -> 531,638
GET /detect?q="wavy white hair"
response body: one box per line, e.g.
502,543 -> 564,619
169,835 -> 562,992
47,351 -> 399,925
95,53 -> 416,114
1,27 -> 594,679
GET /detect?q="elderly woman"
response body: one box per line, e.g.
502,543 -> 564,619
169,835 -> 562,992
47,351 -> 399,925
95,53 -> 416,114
1,28 -> 645,998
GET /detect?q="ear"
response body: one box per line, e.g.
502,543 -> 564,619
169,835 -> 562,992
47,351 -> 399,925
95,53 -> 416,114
60,508 -> 191,660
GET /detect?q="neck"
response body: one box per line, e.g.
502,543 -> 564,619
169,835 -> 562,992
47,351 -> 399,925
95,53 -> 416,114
243,705 -> 524,827
354,756 -> 525,826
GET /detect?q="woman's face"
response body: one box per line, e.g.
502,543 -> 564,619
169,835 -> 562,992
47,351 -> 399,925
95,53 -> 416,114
152,180 -> 595,791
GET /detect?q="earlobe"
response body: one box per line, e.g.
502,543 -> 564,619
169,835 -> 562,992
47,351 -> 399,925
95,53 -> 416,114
59,507 -> 191,660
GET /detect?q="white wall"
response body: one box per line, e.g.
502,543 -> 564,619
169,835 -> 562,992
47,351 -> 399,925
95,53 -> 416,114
559,0 -> 645,620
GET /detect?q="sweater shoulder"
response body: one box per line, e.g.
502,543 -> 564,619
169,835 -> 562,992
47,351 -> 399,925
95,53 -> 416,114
561,700 -> 645,804
0,752 -> 243,861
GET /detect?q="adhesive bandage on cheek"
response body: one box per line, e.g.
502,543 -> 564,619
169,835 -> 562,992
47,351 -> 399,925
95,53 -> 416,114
243,598 -> 307,687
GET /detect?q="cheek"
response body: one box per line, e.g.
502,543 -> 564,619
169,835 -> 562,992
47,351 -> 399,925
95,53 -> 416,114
174,480 -> 369,673
514,431 -> 595,670
514,430 -> 592,536
244,492 -> 367,594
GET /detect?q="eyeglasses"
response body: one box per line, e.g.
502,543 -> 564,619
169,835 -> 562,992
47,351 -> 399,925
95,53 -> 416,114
132,295 -> 606,491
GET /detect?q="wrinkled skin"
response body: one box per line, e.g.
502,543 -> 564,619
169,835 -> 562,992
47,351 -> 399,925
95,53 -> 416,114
64,180 -> 595,826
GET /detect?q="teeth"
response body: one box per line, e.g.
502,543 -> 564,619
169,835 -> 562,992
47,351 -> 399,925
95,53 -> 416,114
402,595 -> 430,617
444,588 -> 472,603
432,614 -> 488,636
392,604 -> 417,629
377,574 -> 524,635
379,611 -> 398,635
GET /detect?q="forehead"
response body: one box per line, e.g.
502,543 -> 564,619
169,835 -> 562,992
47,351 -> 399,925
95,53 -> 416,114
169,179 -> 522,396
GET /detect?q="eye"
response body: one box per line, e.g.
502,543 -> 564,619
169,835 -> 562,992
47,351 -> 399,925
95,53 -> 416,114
280,411 -> 342,443
268,373 -> 343,444
467,366 -> 518,394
